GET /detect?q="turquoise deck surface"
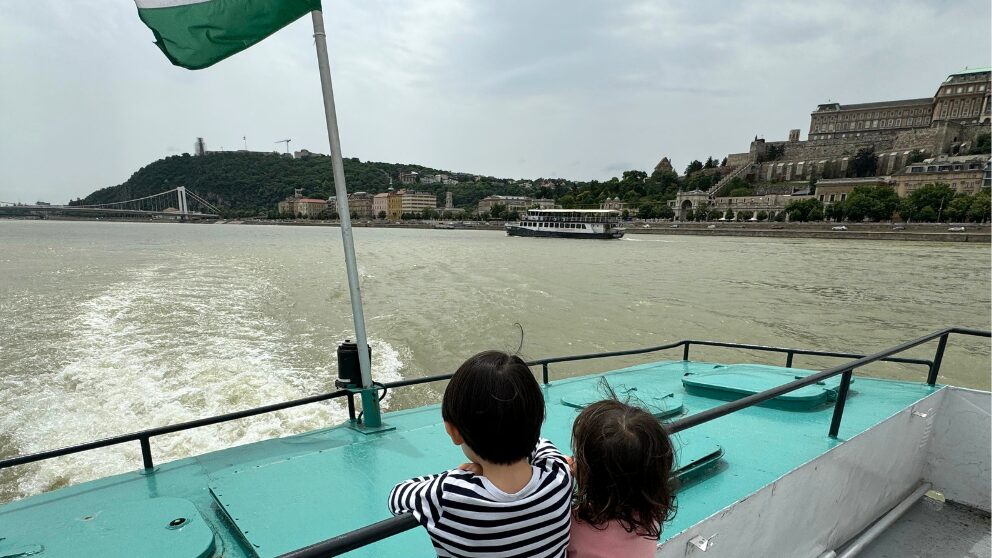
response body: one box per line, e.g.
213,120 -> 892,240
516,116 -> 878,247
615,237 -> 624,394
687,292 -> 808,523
0,360 -> 939,558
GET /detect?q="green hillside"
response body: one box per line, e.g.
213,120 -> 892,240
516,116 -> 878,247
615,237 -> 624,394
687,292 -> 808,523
74,152 -> 566,217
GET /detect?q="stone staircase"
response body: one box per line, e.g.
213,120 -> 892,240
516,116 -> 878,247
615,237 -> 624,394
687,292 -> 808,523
708,163 -> 753,199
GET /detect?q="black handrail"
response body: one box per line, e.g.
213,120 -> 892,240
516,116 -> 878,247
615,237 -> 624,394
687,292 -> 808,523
272,326 -> 990,558
0,337 -> 933,472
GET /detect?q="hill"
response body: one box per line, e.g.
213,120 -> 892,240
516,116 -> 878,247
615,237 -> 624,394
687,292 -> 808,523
75,152 -> 568,218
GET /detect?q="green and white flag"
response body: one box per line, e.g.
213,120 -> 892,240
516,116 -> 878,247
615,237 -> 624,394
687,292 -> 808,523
135,0 -> 322,70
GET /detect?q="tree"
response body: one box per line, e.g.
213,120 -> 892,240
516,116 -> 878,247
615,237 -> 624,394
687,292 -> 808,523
377,210 -> 386,219
737,210 -> 753,221
704,157 -> 716,169
724,209 -> 735,220
684,160 -> 704,175
967,133 -> 991,155
850,147 -> 878,178
756,210 -> 768,221
841,186 -> 900,222
489,203 -> 507,220
684,209 -> 695,221
760,144 -> 785,162
945,195 -> 972,222
901,183 -> 954,222
784,198 -> 824,222
906,149 -> 927,164
720,157 -> 728,167
966,191 -> 990,223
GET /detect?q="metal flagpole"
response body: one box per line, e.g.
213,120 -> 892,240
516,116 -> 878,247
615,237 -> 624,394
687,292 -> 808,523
311,10 -> 381,428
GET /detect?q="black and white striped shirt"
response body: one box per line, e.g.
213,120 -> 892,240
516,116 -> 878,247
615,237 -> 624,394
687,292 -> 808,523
388,438 -> 572,558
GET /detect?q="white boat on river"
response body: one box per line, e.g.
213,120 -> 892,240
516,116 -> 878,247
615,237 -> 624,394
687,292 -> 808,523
506,209 -> 626,239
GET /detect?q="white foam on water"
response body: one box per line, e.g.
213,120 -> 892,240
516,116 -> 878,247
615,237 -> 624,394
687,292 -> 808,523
2,260 -> 406,501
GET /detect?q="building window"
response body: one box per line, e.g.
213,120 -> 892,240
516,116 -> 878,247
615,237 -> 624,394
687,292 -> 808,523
841,194 -> 847,201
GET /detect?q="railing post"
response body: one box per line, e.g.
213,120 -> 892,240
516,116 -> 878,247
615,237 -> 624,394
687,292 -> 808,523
140,436 -> 154,470
347,393 -> 357,421
828,369 -> 854,438
683,342 -> 690,361
927,334 -> 949,386
785,351 -> 794,368
542,363 -> 550,385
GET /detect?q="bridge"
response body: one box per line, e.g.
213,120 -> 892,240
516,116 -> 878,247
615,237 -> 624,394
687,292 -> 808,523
0,186 -> 221,220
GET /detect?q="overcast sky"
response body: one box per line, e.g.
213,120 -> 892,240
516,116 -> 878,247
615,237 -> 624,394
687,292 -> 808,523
1,0 -> 989,204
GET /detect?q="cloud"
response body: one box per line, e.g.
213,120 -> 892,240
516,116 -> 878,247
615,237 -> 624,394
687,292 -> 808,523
0,0 -> 988,203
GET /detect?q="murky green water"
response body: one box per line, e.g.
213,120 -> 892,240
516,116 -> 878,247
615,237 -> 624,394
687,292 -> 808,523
1,220 -> 988,502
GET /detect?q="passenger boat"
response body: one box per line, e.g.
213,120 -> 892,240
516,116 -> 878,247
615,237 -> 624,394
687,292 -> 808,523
1,329 -> 989,558
505,209 -> 626,239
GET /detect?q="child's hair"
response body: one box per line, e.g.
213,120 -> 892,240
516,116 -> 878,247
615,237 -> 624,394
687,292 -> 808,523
571,399 -> 677,539
442,350 -> 545,465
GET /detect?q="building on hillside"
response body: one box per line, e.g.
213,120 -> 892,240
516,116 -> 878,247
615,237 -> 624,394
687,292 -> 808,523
373,192 -> 390,219
387,191 -> 403,220
600,197 -> 630,213
420,175 -> 437,184
813,177 -> 893,205
397,189 -> 437,215
808,98 -> 935,141
293,149 -> 322,159
668,190 -> 803,221
331,192 -> 374,219
195,137 -> 206,156
277,189 -> 328,218
477,195 -> 555,215
399,171 -> 419,184
933,68 -> 991,125
654,157 -> 674,174
893,155 -> 990,197
718,69 -> 991,185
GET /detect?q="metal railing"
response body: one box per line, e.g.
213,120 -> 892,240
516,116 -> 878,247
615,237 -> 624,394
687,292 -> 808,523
2,327 -> 988,557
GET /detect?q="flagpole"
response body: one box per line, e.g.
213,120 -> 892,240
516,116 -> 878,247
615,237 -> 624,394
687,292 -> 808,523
311,9 -> 381,428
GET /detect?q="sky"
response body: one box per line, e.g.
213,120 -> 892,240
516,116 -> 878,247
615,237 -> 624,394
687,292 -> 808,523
1,0 -> 989,204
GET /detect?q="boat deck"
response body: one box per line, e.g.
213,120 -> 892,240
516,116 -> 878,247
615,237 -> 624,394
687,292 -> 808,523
0,360 -> 941,558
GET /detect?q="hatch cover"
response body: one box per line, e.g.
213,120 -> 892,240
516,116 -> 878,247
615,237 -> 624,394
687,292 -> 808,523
682,364 -> 851,411
674,434 -> 724,484
0,497 -> 214,558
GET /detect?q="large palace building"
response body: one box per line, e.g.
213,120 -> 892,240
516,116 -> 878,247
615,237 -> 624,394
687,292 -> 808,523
670,68 -> 991,219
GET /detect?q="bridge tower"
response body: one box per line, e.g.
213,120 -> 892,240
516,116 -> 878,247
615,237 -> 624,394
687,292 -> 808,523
177,186 -> 189,218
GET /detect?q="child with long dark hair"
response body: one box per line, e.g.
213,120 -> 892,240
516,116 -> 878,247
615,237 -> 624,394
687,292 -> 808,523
567,399 -> 677,558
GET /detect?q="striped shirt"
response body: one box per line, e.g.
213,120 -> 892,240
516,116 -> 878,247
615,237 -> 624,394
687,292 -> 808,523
388,438 -> 573,558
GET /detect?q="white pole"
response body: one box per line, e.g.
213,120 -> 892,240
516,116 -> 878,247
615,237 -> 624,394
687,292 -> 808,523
310,11 -> 377,419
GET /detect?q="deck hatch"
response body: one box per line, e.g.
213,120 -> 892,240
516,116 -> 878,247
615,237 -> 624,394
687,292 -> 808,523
682,364 -> 850,411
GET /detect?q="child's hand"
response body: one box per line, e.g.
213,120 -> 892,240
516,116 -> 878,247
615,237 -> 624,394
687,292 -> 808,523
564,455 -> 575,476
458,462 -> 483,475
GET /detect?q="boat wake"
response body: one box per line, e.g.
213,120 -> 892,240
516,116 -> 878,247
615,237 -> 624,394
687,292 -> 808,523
0,260 -> 405,503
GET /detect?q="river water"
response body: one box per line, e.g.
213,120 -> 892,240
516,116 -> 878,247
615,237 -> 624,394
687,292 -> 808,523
1,220 -> 989,502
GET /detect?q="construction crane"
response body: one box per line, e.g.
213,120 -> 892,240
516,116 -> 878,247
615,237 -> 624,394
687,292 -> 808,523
275,139 -> 291,154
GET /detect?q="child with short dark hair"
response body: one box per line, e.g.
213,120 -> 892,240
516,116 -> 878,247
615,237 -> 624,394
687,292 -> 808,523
567,399 -> 677,558
389,350 -> 573,558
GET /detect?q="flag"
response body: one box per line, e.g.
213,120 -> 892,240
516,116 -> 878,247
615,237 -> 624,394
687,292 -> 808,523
135,0 -> 322,70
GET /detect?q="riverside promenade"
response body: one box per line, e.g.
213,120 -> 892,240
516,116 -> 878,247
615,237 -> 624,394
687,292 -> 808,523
628,221 -> 991,242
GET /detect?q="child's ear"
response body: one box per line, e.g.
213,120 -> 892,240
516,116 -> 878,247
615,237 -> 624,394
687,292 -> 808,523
444,421 -> 464,445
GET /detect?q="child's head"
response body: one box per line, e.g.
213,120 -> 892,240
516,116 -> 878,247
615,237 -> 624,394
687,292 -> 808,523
442,350 -> 545,465
571,399 -> 676,538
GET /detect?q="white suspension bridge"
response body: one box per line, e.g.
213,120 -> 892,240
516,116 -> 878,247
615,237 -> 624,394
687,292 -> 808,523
0,186 -> 221,220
